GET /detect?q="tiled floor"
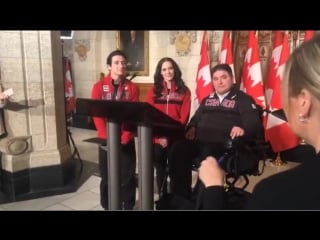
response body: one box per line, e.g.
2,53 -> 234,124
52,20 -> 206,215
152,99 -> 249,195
0,127 -> 300,211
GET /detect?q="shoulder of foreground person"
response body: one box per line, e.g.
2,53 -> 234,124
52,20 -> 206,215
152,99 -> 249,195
246,157 -> 320,210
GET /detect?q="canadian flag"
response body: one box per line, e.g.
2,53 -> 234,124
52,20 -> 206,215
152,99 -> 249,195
265,31 -> 283,110
65,58 -> 75,114
241,31 -> 266,110
194,31 -> 212,108
265,31 -> 300,152
304,30 -> 314,41
219,30 -> 235,83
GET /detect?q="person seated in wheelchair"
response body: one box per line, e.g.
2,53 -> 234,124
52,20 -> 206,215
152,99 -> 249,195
167,63 -> 262,200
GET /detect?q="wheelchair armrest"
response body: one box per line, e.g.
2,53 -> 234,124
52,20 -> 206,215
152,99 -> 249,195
224,137 -> 245,152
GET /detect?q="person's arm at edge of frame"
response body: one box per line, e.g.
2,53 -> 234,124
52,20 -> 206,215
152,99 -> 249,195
199,156 -> 227,210
0,95 -> 8,108
0,90 -> 10,108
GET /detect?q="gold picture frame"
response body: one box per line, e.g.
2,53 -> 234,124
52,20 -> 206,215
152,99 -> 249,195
116,31 -> 149,76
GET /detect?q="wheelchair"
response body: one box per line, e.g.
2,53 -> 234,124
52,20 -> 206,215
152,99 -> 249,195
155,135 -> 271,210
219,136 -> 269,190
156,104 -> 273,210
186,137 -> 271,210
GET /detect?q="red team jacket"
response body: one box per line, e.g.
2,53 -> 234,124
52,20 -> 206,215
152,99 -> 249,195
146,81 -> 191,144
91,74 -> 139,144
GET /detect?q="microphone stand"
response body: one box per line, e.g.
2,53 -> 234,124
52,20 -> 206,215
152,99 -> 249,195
127,73 -> 137,81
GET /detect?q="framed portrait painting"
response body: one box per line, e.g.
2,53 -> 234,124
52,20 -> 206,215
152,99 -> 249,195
116,31 -> 149,76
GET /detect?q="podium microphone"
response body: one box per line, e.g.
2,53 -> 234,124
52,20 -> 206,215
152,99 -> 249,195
128,73 -> 137,81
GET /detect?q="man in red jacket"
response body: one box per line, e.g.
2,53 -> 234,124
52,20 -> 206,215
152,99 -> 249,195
91,49 -> 139,210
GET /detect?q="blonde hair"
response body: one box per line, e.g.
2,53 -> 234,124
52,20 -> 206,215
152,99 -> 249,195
283,33 -> 320,101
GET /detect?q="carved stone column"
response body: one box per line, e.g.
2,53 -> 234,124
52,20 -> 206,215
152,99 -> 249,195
0,31 -> 75,202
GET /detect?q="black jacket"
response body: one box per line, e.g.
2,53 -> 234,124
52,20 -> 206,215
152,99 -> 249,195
188,87 -> 262,144
202,151 -> 320,210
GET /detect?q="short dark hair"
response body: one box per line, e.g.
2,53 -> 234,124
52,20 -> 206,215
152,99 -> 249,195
106,49 -> 127,66
211,63 -> 233,77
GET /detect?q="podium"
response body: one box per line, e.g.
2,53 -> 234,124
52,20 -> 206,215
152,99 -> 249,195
76,98 -> 184,210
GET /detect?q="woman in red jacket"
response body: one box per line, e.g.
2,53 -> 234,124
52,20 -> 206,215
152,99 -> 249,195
146,57 -> 191,195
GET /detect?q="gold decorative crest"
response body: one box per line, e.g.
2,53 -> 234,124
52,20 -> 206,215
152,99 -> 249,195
75,39 -> 90,61
169,31 -> 197,56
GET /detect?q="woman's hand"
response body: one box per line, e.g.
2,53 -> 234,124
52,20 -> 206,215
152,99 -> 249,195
199,156 -> 225,188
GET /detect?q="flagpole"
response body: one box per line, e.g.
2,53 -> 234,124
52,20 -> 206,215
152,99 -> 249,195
228,30 -> 232,55
289,30 -> 305,146
270,30 -> 288,167
299,30 -> 309,146
298,37 -> 306,145
232,31 -> 238,66
254,30 -> 268,113
292,30 -> 298,50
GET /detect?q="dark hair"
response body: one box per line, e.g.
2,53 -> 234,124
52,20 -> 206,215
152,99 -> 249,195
153,57 -> 188,98
211,63 -> 233,78
106,50 -> 127,66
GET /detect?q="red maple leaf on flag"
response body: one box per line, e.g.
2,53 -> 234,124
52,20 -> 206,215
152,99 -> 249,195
194,31 -> 212,108
241,31 -> 266,110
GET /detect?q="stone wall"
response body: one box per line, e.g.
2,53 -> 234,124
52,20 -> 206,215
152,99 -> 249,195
0,31 -> 74,202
